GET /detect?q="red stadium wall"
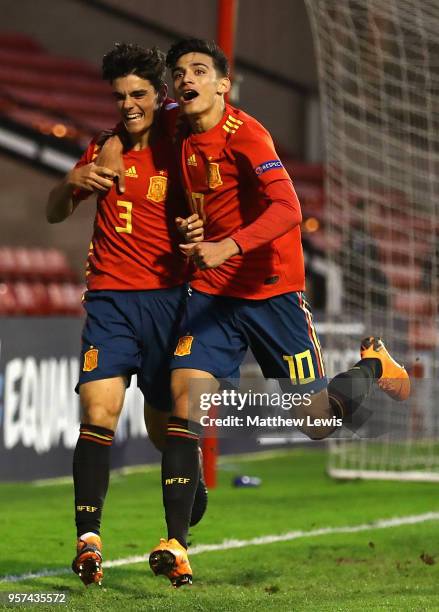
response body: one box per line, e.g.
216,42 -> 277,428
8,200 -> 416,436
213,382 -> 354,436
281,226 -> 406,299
0,152 -> 94,276
1,0 -> 317,156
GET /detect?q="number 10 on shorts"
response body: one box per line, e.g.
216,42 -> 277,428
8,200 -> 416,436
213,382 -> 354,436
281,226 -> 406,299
283,350 -> 315,385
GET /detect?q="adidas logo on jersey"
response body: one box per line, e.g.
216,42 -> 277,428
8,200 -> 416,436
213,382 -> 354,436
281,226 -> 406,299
187,154 -> 197,166
125,165 -> 138,178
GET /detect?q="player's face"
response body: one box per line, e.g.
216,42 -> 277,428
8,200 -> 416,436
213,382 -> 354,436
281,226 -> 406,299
111,75 -> 161,143
171,52 -> 230,119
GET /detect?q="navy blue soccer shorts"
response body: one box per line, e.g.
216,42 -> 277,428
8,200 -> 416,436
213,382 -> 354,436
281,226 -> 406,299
77,285 -> 186,411
170,288 -> 327,393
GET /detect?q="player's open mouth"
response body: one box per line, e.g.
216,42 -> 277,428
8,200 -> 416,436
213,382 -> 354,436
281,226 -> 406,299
181,90 -> 199,102
125,113 -> 144,123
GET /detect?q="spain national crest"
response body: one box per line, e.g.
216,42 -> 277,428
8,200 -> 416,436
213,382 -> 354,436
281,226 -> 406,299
147,175 -> 168,202
174,335 -> 194,357
83,347 -> 98,372
207,162 -> 223,189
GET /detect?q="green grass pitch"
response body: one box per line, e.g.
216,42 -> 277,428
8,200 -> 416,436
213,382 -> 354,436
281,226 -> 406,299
0,448 -> 438,611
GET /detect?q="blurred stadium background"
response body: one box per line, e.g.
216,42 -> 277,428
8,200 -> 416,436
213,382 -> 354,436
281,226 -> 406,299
1,2 -> 439,601
1,0 -> 331,480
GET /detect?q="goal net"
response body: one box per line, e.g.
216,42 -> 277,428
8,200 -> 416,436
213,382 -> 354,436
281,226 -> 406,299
305,0 -> 439,480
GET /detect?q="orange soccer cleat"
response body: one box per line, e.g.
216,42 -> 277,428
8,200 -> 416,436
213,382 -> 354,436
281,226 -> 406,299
360,336 -> 410,401
149,538 -> 192,588
72,533 -> 103,586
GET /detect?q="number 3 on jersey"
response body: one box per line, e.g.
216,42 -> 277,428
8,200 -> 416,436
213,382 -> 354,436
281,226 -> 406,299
115,200 -> 132,234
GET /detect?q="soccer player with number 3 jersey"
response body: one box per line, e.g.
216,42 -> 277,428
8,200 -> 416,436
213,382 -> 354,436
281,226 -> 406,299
46,43 -> 207,587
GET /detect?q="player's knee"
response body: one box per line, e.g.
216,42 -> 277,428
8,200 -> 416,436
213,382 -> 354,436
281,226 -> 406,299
80,396 -> 123,430
170,372 -> 190,419
297,388 -> 332,418
294,387 -> 337,439
79,378 -> 126,429
171,369 -> 218,422
81,402 -> 121,429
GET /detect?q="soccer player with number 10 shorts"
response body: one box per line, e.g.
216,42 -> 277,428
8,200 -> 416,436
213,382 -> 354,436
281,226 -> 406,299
145,38 -> 411,587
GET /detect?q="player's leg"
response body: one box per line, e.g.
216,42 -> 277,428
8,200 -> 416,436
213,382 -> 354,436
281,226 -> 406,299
75,377 -> 126,534
72,291 -> 141,586
144,402 -> 208,527
149,289 -> 245,586
72,377 -> 126,585
242,292 -> 408,440
293,387 -> 335,439
144,402 -> 169,452
240,291 -> 334,437
137,286 -> 214,551
136,286 -> 212,586
312,335 -> 410,436
149,368 -> 215,587
291,343 -> 408,439
359,336 -> 410,401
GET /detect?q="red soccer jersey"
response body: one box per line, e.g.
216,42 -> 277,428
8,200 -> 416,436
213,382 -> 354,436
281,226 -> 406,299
178,103 -> 305,299
74,134 -> 187,290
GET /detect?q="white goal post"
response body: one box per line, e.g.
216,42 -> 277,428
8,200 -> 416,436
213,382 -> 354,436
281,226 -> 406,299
305,0 -> 439,481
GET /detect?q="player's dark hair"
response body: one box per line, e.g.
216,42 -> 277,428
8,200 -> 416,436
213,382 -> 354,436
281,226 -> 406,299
166,38 -> 229,77
102,42 -> 166,91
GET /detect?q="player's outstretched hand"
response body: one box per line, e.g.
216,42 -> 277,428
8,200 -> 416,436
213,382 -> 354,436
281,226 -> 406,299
95,135 -> 126,194
176,214 -> 204,243
179,238 -> 240,269
68,163 -> 116,193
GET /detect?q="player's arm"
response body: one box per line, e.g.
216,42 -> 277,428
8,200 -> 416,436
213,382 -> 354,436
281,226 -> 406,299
180,238 -> 238,268
95,133 -> 126,194
182,180 -> 301,267
229,122 -> 302,252
183,123 -> 302,269
230,178 -> 302,252
46,162 -> 117,223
